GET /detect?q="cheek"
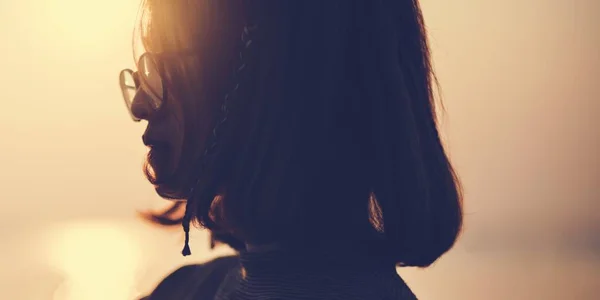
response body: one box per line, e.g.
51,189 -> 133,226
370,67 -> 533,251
166,88 -> 219,174
169,106 -> 186,167
182,102 -> 217,158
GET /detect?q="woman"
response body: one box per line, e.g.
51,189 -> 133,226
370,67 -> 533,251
120,1 -> 463,299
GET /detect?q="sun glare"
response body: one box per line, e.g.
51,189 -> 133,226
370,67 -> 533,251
43,221 -> 143,300
36,0 -> 138,50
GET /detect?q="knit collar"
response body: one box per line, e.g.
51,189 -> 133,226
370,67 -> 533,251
239,240 -> 395,278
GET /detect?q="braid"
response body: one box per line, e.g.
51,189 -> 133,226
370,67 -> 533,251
181,22 -> 259,256
181,210 -> 192,256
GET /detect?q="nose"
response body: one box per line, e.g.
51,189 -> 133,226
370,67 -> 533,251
131,89 -> 154,121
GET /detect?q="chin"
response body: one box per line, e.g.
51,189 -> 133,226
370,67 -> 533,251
146,146 -> 174,182
145,146 -> 187,199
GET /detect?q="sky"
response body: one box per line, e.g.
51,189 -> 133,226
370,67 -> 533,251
0,0 -> 599,299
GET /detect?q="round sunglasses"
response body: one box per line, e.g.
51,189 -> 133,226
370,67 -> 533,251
118,53 -> 165,121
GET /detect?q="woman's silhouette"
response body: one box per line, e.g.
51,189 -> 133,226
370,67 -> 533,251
120,1 -> 463,299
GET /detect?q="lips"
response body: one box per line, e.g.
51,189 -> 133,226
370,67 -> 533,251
146,140 -> 170,161
143,135 -> 161,147
146,143 -> 172,181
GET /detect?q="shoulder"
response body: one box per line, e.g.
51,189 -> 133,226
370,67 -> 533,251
348,270 -> 418,300
142,255 -> 240,300
178,255 -> 240,275
156,255 -> 240,285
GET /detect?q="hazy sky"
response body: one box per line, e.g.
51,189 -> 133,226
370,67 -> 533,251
0,0 -> 598,299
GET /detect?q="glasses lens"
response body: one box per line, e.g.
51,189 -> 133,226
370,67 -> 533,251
119,69 -> 139,121
121,70 -> 136,105
139,54 -> 164,109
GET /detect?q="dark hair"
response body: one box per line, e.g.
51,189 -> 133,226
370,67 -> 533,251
140,0 -> 462,267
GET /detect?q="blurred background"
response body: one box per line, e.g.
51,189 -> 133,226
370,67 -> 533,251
1,0 -> 599,299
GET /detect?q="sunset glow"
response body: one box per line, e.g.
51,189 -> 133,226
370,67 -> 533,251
0,0 -> 598,299
35,0 -> 131,49
44,221 -> 142,300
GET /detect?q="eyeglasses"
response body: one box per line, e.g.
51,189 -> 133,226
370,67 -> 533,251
118,53 -> 165,122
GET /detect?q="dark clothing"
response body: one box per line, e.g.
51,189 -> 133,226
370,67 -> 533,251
141,255 -> 240,300
215,245 -> 416,300
144,246 -> 416,300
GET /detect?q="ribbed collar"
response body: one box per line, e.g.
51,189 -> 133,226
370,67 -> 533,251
238,240 -> 396,278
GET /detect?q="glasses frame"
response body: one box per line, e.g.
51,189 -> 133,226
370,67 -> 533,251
119,68 -> 142,121
119,48 -> 208,121
118,52 -> 174,122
